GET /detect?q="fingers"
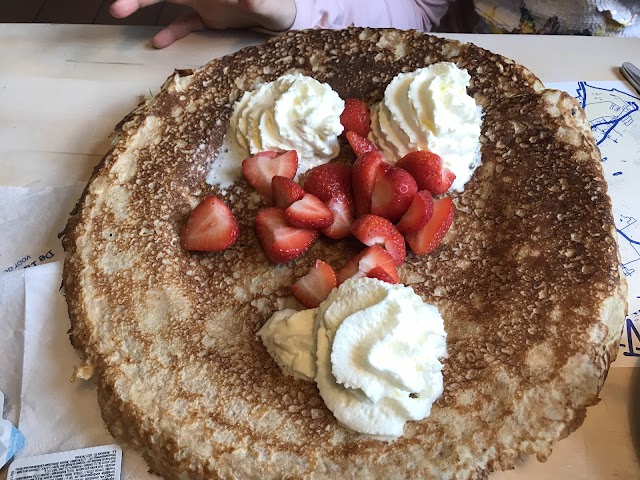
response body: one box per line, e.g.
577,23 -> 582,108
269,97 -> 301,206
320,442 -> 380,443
238,0 -> 296,31
109,0 -> 164,19
152,11 -> 205,49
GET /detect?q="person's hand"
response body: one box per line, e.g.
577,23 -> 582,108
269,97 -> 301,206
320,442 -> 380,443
109,0 -> 296,48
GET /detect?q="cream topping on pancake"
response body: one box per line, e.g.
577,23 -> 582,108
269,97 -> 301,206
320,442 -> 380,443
259,278 -> 447,438
258,308 -> 317,381
316,278 -> 447,438
210,74 -> 344,189
231,74 -> 343,165
370,62 -> 482,191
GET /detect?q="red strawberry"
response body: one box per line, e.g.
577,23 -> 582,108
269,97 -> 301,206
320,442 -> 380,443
366,266 -> 398,284
352,150 -> 384,217
340,99 -> 370,138
303,163 -> 352,202
405,197 -> 455,255
395,190 -> 434,235
346,131 -> 377,157
439,168 -> 457,193
242,150 -> 298,201
322,195 -> 355,240
272,176 -> 305,208
358,246 -> 399,284
255,208 -> 318,263
181,196 -> 239,252
370,163 -> 418,223
396,151 -> 456,195
351,214 -> 406,266
285,194 -> 335,229
336,245 -> 399,285
291,259 -> 337,308
336,253 -> 363,285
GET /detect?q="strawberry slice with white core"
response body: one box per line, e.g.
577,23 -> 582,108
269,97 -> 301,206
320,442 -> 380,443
396,150 -> 456,195
285,193 -> 335,229
336,245 -> 399,285
272,175 -> 305,208
181,195 -> 239,252
405,197 -> 455,255
242,150 -> 298,201
303,163 -> 352,202
370,163 -> 418,223
358,246 -> 399,284
255,207 -> 318,263
396,190 -> 434,235
351,214 -> 406,266
352,150 -> 384,217
291,259 -> 337,308
321,195 -> 355,240
346,131 -> 377,157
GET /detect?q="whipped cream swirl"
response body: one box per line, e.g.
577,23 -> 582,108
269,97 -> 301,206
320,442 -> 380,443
259,277 -> 447,439
369,62 -> 482,191
315,278 -> 447,438
230,73 -> 344,172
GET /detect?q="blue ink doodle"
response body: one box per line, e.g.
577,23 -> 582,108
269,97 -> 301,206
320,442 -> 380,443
620,317 -> 640,357
617,214 -> 640,277
575,82 -> 639,146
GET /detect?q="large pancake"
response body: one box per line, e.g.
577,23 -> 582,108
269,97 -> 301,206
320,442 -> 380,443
61,28 -> 627,479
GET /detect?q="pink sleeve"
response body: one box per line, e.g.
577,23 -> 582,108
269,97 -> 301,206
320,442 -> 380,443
291,0 -> 454,31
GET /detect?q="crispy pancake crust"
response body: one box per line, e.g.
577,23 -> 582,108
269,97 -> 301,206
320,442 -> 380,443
62,28 -> 627,479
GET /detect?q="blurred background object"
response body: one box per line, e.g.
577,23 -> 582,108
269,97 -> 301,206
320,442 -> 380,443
0,0 -> 189,26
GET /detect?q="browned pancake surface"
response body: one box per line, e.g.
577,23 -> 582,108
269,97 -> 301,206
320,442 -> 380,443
62,28 -> 627,479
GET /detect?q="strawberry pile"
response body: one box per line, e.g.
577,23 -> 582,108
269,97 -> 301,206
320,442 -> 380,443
180,98 -> 456,309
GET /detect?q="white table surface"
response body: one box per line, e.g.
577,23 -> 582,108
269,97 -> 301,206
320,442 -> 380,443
1,23 -> 639,480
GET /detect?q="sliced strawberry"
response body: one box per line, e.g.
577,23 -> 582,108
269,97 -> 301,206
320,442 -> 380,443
358,246 -> 399,284
439,168 -> 456,193
396,150 -> 456,195
351,214 -> 406,266
366,265 -> 398,284
346,131 -> 377,157
395,190 -> 434,235
303,163 -> 352,202
336,253 -> 363,285
322,195 -> 355,240
370,163 -> 418,223
285,193 -> 335,229
255,207 -> 318,263
405,197 -> 455,255
272,176 -> 305,208
336,245 -> 399,285
352,150 -> 384,217
181,196 -> 239,252
242,150 -> 298,201
291,259 -> 337,308
340,99 -> 370,138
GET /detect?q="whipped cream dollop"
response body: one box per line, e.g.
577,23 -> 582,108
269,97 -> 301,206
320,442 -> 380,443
208,74 -> 344,190
316,278 -> 447,438
257,308 -> 317,381
232,73 -> 344,168
259,278 -> 447,439
369,62 -> 482,191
